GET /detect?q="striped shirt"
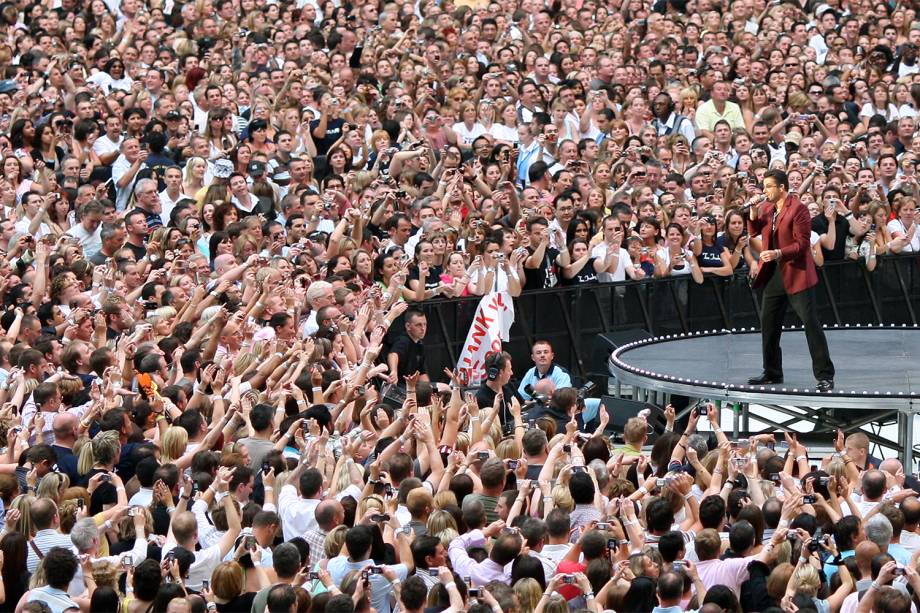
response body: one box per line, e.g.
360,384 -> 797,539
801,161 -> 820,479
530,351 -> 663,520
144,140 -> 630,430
27,529 -> 75,573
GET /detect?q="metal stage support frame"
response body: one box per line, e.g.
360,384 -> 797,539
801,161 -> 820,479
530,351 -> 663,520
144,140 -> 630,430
607,326 -> 920,468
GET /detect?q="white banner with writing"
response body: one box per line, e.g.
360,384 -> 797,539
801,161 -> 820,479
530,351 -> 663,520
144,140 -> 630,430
456,292 -> 515,386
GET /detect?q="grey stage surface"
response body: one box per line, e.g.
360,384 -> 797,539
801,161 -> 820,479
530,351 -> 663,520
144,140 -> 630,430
610,327 -> 920,406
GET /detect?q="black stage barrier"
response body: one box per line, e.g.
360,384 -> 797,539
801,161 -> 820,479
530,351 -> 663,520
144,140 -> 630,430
414,254 -> 920,382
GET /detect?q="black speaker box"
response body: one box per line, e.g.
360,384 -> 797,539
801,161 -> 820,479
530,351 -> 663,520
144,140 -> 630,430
589,329 -> 653,375
598,395 -> 667,444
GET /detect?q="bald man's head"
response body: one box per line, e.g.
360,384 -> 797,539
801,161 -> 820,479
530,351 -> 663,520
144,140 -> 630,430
53,412 -> 78,441
856,541 -> 881,575
314,499 -> 344,530
756,445 -> 776,460
901,497 -> 920,528
31,497 -> 58,530
879,458 -> 902,476
213,254 -> 237,275
863,470 -> 888,500
533,378 -> 556,397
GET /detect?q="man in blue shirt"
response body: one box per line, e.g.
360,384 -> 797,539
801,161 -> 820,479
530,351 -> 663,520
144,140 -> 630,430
823,515 -> 862,580
327,524 -> 412,613
518,340 -> 572,400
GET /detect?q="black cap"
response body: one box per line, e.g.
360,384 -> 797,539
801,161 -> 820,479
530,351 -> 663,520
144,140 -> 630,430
165,110 -> 181,120
248,161 -> 266,177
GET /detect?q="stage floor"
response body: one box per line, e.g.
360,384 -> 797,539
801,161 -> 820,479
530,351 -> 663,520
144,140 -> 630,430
611,327 -> 920,407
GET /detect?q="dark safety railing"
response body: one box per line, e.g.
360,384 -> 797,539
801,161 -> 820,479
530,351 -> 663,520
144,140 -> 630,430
414,254 -> 920,380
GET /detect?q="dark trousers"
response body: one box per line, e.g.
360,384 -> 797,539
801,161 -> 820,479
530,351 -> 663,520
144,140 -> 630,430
760,267 -> 835,380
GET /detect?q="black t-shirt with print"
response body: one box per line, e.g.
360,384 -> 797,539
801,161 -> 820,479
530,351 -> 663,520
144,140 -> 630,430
524,247 -> 560,290
560,258 -> 598,285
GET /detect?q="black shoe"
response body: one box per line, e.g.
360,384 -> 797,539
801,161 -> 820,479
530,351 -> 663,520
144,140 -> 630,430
816,379 -> 834,392
748,373 -> 783,385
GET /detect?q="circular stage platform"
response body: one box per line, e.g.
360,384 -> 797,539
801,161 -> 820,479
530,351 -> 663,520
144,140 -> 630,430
609,325 -> 920,409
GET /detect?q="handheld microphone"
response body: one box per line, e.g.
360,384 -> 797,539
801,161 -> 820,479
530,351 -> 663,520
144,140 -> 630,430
740,194 -> 767,212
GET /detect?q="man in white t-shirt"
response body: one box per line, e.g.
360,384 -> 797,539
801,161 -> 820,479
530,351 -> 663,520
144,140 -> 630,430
14,192 -> 51,238
65,201 -> 104,259
93,115 -> 123,166
591,216 -> 635,282
300,280 -> 335,338
161,468 -> 241,591
191,84 -> 223,135
159,166 -> 186,223
853,470 -> 891,517
111,137 -> 148,212
899,497 -> 920,554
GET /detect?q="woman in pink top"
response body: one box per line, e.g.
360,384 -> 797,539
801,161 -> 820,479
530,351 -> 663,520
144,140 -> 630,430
439,251 -> 472,298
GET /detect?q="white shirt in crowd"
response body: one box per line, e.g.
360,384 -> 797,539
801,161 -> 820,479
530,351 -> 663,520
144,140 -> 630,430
278,485 -> 320,541
591,243 -> 633,282
887,219 -> 920,252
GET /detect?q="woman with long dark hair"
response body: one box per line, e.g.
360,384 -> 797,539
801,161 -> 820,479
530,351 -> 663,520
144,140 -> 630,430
246,118 -> 276,156
621,576 -> 658,613
31,121 -> 64,171
560,238 -> 606,286
722,208 -> 758,273
204,109 -> 238,160
0,531 -> 28,612
694,214 -> 733,276
9,118 -> 34,151
208,231 -> 234,268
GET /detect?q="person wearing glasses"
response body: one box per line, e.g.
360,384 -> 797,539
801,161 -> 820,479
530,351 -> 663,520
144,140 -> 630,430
515,80 -> 544,125
130,178 -> 164,230
87,58 -> 133,95
264,221 -> 287,257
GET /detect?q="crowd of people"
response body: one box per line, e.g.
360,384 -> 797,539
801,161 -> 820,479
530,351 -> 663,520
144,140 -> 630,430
1,0 -> 920,610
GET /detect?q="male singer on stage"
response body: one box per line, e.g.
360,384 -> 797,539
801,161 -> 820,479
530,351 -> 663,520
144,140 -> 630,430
746,169 -> 835,392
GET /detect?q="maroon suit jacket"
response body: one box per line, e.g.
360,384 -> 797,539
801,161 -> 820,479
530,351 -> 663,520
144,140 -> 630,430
747,194 -> 818,294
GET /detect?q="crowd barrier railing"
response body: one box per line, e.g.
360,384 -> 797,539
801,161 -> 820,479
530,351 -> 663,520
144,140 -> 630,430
414,254 -> 920,380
